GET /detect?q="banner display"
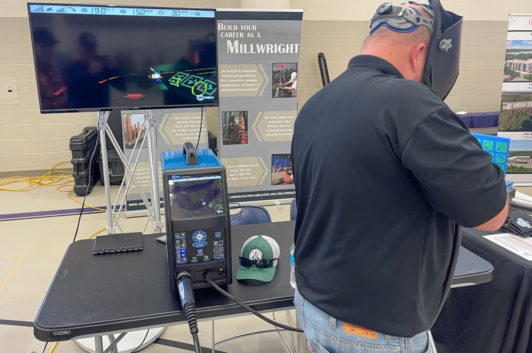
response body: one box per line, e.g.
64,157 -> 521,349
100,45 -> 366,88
122,108 -> 208,213
497,14 -> 532,183
217,10 -> 303,202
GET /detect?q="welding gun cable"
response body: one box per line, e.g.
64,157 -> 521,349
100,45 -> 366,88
204,273 -> 303,333
177,273 -> 202,353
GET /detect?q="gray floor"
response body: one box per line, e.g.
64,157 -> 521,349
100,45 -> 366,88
0,182 -> 307,353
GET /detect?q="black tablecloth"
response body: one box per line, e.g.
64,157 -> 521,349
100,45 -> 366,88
432,228 -> 532,353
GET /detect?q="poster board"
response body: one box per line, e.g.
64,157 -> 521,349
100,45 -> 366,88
497,14 -> 532,184
216,9 -> 303,203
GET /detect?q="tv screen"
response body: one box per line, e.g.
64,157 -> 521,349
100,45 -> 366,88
28,4 -> 218,113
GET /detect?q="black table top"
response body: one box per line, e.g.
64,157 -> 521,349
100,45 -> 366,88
34,221 -> 493,341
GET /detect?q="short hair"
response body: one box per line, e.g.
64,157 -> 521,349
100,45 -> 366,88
366,23 -> 431,47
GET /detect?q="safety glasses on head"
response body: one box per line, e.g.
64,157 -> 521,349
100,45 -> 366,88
370,2 -> 434,35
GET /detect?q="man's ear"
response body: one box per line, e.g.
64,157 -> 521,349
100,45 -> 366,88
410,42 -> 427,81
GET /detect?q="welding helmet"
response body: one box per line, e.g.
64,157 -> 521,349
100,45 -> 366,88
370,0 -> 463,99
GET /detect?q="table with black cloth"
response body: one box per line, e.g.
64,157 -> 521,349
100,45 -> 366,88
432,227 -> 531,353
34,221 -> 495,351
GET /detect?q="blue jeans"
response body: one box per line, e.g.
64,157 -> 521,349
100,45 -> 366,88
294,288 -> 432,353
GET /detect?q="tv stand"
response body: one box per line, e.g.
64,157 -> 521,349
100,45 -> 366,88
96,109 -> 163,234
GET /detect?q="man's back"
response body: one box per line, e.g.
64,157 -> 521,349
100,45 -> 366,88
291,55 -> 506,336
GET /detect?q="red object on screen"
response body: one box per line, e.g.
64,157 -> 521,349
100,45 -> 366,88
124,93 -> 145,100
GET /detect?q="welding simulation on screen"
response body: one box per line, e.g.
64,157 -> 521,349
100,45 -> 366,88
28,4 -> 218,113
168,175 -> 225,221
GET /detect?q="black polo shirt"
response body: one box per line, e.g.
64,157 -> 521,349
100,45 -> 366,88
291,55 -> 507,337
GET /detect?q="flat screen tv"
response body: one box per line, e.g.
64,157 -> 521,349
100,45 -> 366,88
28,4 -> 218,113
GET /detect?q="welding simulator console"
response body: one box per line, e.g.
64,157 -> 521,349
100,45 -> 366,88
161,147 -> 231,293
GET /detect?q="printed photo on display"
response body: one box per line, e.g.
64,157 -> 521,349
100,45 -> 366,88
499,92 -> 532,132
122,113 -> 147,149
506,139 -> 532,174
503,40 -> 532,83
222,111 -> 248,145
272,62 -> 297,98
271,154 -> 293,185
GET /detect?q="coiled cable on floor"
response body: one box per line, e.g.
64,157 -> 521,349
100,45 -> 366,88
0,159 -> 105,213
0,160 -> 72,192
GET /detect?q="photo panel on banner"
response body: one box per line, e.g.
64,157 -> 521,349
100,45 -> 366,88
498,14 -> 532,184
122,108 -> 208,214
217,10 -> 303,202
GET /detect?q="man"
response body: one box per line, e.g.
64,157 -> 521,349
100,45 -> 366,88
283,71 -> 298,97
33,27 -> 68,110
291,1 -> 508,352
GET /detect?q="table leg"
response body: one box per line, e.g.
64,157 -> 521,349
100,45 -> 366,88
212,320 -> 215,353
94,336 -> 104,353
428,330 -> 438,353
285,310 -> 296,352
273,311 -> 295,353
107,334 -> 115,353
75,327 -> 165,353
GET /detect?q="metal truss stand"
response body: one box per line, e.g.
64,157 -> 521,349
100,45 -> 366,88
95,109 -> 163,234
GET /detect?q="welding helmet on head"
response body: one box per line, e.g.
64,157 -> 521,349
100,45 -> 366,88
369,0 -> 463,99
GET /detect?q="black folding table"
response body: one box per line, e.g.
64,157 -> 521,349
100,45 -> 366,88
34,221 -> 494,352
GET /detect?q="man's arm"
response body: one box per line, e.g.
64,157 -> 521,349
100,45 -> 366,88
400,108 -> 509,229
474,200 -> 508,231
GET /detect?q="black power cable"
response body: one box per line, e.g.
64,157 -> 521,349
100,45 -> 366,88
72,132 -> 100,243
195,107 -> 204,151
204,272 -> 303,333
131,328 -> 150,352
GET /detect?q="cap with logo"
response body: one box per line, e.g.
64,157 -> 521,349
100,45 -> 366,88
236,235 -> 280,284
